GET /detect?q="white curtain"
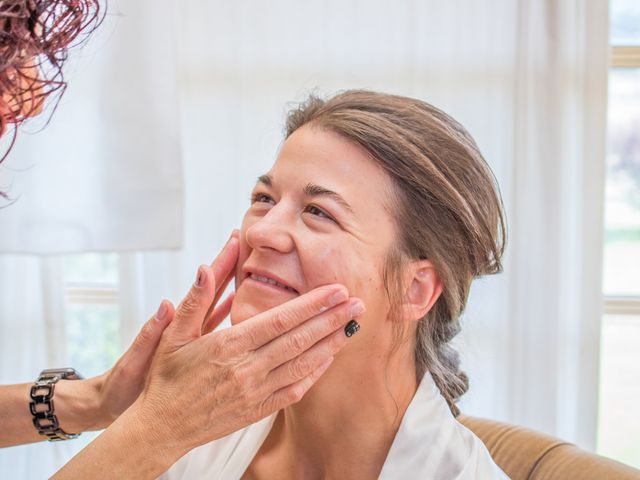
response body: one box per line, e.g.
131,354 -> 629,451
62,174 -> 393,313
500,0 -> 609,449
0,0 -> 182,476
0,256 -> 100,478
0,0 -> 609,477
0,0 -> 183,254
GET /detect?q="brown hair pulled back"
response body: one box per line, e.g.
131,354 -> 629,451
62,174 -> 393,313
285,90 -> 506,416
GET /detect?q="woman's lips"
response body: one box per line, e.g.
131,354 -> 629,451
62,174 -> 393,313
245,272 -> 299,295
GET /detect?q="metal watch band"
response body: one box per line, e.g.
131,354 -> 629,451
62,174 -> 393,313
30,368 -> 83,442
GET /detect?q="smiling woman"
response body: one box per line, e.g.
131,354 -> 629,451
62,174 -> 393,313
163,90 -> 508,480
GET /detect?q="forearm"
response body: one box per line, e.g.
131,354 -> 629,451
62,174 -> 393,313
0,379 -> 101,448
52,400 -> 186,480
0,383 -> 42,447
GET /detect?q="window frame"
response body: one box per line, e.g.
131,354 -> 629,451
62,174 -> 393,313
603,44 -> 640,315
611,46 -> 640,67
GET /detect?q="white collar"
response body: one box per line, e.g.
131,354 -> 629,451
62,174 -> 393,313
379,372 -> 507,479
167,372 -> 507,479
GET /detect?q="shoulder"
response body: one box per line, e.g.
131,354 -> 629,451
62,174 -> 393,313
452,420 -> 510,479
380,373 -> 509,479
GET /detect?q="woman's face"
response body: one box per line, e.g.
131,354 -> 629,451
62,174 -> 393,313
231,125 -> 400,347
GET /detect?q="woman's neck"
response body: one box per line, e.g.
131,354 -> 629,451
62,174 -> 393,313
254,345 -> 419,479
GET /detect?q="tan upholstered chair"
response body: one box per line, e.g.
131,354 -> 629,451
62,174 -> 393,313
458,416 -> 640,480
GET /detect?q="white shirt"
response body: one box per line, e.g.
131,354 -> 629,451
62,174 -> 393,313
162,373 -> 509,479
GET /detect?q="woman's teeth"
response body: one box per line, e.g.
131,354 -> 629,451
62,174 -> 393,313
250,273 -> 297,293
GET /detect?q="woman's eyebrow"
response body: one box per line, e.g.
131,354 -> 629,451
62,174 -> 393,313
257,174 -> 272,186
304,182 -> 354,215
256,175 -> 354,215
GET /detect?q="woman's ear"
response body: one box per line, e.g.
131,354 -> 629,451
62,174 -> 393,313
402,260 -> 442,322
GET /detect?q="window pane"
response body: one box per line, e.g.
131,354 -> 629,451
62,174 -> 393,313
597,314 -> 640,469
65,303 -> 121,378
611,0 -> 640,46
603,68 -> 640,296
62,253 -> 119,285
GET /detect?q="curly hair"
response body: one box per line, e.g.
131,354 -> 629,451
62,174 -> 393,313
0,0 -> 102,174
285,90 -> 506,416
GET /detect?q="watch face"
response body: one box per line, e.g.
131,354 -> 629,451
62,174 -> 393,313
40,368 -> 84,380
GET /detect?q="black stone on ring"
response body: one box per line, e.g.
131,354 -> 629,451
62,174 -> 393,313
344,320 -> 360,337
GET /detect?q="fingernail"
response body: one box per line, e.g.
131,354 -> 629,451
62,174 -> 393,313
349,300 -> 365,318
329,288 -> 348,306
195,266 -> 206,287
156,301 -> 168,322
344,320 -> 360,338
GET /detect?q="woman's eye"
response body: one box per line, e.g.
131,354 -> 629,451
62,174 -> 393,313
251,193 -> 275,205
305,205 -> 334,221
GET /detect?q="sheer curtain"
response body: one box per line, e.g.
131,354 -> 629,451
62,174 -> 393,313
504,0 -> 608,449
0,0 -> 182,476
0,0 -> 608,477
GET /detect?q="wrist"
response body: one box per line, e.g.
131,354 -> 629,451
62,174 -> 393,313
53,378 -> 102,433
118,398 -> 190,471
51,399 -> 187,479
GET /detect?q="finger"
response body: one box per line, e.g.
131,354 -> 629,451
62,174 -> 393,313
260,356 -> 334,414
202,292 -> 235,335
255,297 -> 364,372
118,300 -> 176,373
213,263 -> 235,305
210,236 -> 239,297
167,265 -> 217,346
203,236 -> 239,323
263,327 -> 348,392
227,284 -> 349,353
205,264 -> 235,323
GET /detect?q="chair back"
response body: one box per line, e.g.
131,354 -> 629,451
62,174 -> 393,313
458,416 -> 640,480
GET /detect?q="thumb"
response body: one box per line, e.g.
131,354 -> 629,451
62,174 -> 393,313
166,265 -> 218,347
118,300 -> 175,374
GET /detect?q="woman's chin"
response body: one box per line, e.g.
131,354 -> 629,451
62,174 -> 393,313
229,303 -> 254,325
230,288 -> 289,325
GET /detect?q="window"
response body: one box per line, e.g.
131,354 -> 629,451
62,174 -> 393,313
62,253 -> 121,378
597,0 -> 640,468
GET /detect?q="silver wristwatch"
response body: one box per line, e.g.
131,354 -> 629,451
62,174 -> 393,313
30,368 -> 84,441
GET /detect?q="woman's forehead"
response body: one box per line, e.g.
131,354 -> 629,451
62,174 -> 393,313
268,126 -> 393,195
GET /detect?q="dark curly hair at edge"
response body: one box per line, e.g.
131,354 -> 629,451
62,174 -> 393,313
0,0 -> 102,199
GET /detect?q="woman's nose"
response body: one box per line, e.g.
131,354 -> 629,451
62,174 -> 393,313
245,205 -> 295,254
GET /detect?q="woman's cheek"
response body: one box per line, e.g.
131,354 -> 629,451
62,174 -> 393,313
300,240 -> 380,299
315,243 -> 390,330
299,242 -> 344,286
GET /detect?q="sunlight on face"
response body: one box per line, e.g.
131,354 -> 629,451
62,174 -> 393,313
231,126 -> 398,339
